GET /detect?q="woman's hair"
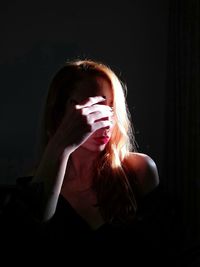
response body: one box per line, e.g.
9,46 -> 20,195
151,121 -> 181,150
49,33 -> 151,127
37,59 -> 138,223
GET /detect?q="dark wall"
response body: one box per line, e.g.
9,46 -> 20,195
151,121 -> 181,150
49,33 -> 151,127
0,0 -> 169,184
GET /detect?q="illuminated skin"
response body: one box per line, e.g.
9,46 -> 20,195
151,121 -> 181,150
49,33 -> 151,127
69,76 -> 114,153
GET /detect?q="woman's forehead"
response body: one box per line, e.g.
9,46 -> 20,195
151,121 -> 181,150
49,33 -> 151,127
71,76 -> 113,102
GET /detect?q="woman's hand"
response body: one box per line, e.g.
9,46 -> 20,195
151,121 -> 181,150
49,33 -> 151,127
31,96 -> 113,222
50,96 -> 113,156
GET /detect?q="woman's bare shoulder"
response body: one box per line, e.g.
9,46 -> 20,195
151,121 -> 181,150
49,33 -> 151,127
123,152 -> 159,196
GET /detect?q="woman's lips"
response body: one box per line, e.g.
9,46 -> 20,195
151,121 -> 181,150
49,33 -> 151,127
93,136 -> 110,144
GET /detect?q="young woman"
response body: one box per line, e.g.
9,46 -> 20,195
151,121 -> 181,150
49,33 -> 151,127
31,59 -> 159,225
1,59 -> 162,263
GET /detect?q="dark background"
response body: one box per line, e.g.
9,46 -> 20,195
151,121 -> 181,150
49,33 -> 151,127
0,0 -> 168,184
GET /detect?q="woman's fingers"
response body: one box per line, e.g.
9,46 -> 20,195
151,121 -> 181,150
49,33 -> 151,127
54,95 -> 115,152
88,109 -> 113,123
75,96 -> 106,109
82,104 -> 112,115
92,120 -> 113,132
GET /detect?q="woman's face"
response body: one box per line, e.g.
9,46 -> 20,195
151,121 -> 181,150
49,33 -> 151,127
70,75 -> 114,152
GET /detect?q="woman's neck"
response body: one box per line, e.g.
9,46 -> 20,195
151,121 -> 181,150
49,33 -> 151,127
64,146 -> 100,190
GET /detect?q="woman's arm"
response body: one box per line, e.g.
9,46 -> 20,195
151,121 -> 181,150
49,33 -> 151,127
31,144 -> 72,222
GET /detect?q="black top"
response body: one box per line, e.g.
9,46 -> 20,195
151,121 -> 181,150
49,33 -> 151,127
0,176 -> 183,265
